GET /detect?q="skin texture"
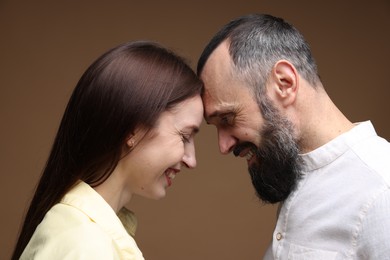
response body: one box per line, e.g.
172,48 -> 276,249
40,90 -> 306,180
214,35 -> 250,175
94,95 -> 204,212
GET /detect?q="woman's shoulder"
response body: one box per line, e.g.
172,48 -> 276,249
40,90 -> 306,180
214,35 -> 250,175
21,203 -> 117,259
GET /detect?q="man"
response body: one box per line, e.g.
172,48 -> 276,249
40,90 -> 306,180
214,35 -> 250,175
197,14 -> 390,259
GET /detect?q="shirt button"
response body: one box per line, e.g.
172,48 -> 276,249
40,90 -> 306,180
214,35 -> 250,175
276,232 -> 283,240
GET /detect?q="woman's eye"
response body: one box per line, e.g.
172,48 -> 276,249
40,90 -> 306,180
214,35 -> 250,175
181,133 -> 191,143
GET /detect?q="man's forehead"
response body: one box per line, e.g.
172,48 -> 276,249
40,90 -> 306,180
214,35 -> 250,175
199,41 -> 244,120
201,88 -> 218,119
200,42 -> 232,80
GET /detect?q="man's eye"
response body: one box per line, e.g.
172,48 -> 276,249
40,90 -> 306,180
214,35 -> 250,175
220,114 -> 235,126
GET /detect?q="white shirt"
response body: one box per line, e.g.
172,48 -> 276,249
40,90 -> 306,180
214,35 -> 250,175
264,121 -> 390,259
21,181 -> 145,260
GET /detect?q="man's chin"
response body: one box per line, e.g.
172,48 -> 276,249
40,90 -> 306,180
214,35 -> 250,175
248,164 -> 298,204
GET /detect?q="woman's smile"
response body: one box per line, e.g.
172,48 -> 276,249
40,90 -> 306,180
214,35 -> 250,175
164,168 -> 179,187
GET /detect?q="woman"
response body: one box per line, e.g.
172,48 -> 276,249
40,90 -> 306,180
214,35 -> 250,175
12,41 -> 204,259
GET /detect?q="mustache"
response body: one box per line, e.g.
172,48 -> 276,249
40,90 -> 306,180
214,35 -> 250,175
233,142 -> 257,157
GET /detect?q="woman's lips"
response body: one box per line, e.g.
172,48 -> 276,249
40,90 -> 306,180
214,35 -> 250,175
164,168 -> 179,187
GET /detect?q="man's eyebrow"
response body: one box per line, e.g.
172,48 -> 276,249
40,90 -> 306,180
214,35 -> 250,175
205,111 -> 219,121
204,105 -> 236,121
205,109 -> 234,124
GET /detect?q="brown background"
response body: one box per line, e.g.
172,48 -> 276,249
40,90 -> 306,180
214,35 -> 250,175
1,1 -> 389,259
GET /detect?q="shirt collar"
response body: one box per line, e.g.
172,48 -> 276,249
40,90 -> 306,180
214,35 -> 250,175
60,181 -> 139,249
299,121 -> 377,172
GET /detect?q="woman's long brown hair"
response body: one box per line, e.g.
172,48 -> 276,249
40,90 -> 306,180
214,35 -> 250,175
12,41 -> 202,259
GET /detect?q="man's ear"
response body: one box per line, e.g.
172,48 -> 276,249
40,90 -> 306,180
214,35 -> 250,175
268,60 -> 299,107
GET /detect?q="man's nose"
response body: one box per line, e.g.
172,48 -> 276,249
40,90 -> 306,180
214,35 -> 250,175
218,129 -> 237,154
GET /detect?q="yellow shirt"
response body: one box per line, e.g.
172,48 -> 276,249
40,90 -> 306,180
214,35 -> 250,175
20,181 -> 144,260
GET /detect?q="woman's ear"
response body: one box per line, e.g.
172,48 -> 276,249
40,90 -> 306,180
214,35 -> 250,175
125,126 -> 148,150
269,60 -> 299,107
126,136 -> 135,150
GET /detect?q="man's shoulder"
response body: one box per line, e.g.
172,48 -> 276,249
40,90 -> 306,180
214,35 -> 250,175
350,133 -> 390,184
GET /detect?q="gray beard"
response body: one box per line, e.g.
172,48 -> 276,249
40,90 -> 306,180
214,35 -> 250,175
235,97 -> 303,204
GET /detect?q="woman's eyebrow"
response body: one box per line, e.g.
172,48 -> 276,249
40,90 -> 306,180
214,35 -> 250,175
186,125 -> 200,134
